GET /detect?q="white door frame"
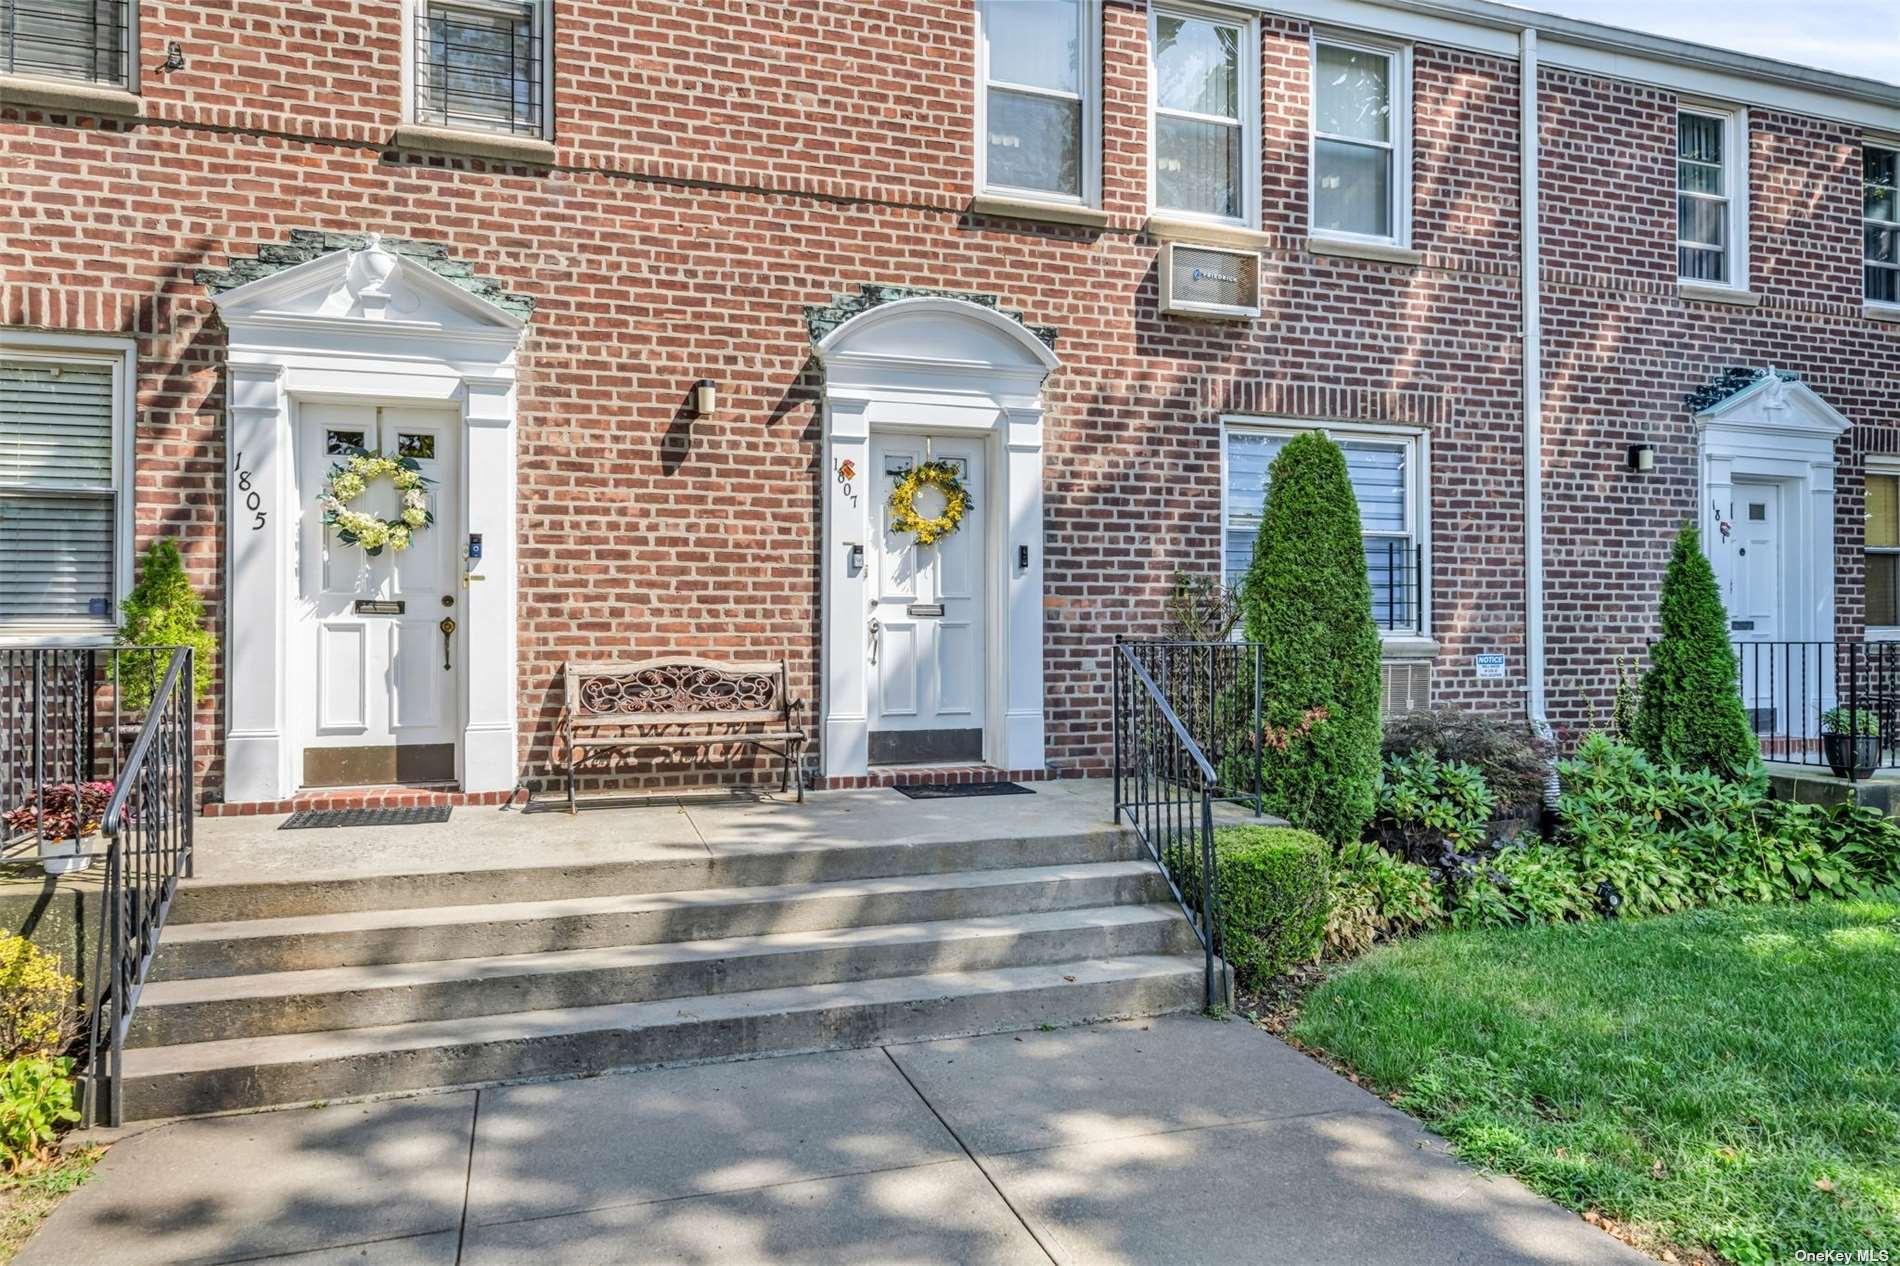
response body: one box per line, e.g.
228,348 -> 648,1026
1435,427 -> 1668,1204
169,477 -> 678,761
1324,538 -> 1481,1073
1697,373 -> 1848,647
211,238 -> 526,802
814,296 -> 1058,779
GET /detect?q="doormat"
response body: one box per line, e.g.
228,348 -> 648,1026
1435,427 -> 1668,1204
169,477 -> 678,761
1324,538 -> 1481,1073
892,781 -> 1033,800
280,806 -> 452,830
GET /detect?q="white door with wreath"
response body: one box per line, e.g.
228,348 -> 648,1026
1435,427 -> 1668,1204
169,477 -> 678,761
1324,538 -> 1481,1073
867,433 -> 986,765
292,402 -> 460,789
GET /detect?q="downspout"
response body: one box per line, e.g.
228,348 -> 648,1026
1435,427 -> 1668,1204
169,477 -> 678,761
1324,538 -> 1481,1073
1520,27 -> 1559,805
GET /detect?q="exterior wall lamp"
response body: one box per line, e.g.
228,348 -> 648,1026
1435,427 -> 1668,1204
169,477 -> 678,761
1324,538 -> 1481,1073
694,379 -> 717,416
1627,443 -> 1656,473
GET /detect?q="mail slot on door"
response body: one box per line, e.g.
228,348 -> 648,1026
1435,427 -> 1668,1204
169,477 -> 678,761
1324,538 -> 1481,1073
354,599 -> 406,615
1731,620 -> 1755,631
906,603 -> 946,618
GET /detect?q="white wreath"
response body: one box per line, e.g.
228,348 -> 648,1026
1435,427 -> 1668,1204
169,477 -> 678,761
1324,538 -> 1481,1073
319,451 -> 433,556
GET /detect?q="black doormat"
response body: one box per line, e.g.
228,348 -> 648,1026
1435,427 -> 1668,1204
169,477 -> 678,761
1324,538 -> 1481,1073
892,781 -> 1033,800
280,806 -> 452,830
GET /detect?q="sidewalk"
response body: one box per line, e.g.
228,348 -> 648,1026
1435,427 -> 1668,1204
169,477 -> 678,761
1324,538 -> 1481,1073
22,1016 -> 1645,1265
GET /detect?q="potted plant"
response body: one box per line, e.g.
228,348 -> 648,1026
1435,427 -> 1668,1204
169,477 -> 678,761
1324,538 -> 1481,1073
1821,706 -> 1881,779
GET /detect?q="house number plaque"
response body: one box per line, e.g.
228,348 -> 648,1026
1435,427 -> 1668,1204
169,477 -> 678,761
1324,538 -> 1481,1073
353,599 -> 405,615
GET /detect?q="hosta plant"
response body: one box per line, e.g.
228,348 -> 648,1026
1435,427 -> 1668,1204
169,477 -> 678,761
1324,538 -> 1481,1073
1325,839 -> 1444,957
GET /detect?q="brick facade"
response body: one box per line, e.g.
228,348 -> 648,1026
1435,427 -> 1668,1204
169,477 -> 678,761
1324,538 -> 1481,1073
3,1 -> 1895,804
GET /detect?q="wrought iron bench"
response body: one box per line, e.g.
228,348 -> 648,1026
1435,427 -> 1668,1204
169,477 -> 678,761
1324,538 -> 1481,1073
558,657 -> 805,812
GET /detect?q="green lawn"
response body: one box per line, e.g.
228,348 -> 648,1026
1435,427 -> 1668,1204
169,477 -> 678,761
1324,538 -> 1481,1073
1292,898 -> 1900,1264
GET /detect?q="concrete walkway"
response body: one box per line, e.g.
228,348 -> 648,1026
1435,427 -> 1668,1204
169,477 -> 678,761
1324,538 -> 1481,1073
24,1016 -> 1645,1266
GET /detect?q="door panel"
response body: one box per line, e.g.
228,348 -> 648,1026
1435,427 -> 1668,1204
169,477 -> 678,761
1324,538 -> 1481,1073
1728,482 -> 1781,643
317,621 -> 368,732
866,434 -> 987,760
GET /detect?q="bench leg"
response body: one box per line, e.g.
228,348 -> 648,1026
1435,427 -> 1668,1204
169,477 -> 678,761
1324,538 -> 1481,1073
794,742 -> 805,804
567,754 -> 577,816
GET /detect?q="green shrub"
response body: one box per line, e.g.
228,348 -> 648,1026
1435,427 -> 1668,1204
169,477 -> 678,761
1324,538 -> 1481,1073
1823,802 -> 1900,889
1373,751 -> 1493,880
1325,839 -> 1443,956
1234,432 -> 1382,842
1631,525 -> 1758,779
1820,706 -> 1880,737
0,936 -> 77,1063
1382,708 -> 1550,817
1179,826 -> 1330,988
112,539 -> 216,713
0,1057 -> 79,1173
1449,837 -> 1591,929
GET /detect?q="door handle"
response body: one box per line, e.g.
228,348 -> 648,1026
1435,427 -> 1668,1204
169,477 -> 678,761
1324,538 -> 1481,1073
438,616 -> 457,670
867,616 -> 879,666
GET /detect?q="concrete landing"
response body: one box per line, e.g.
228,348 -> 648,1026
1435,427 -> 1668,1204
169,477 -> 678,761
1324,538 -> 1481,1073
25,1016 -> 1647,1266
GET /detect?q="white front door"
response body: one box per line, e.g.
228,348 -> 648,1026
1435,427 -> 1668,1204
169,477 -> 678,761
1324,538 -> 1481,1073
294,402 -> 461,788
867,433 -> 986,765
1726,480 -> 1783,644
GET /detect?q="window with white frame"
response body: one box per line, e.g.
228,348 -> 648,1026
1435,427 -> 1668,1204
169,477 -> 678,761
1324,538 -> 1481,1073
0,343 -> 129,632
1866,143 -> 1899,306
1677,107 -> 1746,285
1310,38 -> 1408,243
1151,6 -> 1255,224
1223,422 -> 1426,634
409,0 -> 547,137
977,0 -> 1096,204
1,0 -> 130,86
1867,467 -> 1900,628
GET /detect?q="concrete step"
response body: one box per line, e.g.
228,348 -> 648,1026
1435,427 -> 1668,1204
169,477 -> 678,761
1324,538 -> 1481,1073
155,861 -> 1169,980
117,955 -> 1206,1120
168,828 -> 1138,923
130,905 -> 1197,1047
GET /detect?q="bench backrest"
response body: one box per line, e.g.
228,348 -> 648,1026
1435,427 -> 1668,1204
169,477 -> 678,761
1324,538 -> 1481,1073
563,657 -> 789,727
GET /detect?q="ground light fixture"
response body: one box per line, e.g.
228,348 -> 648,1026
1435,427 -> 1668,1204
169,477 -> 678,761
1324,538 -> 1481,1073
1627,442 -> 1656,473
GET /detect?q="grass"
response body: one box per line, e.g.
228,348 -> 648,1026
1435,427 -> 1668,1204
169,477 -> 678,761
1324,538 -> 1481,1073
1291,897 -> 1900,1265
0,1148 -> 101,1264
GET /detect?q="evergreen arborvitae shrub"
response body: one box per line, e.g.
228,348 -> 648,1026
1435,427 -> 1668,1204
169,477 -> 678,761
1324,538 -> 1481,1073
1632,524 -> 1758,779
1176,826 -> 1330,988
1238,431 -> 1383,842
112,539 -> 216,713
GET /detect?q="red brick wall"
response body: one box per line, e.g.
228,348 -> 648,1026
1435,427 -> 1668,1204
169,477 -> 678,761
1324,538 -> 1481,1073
3,2 -> 1894,800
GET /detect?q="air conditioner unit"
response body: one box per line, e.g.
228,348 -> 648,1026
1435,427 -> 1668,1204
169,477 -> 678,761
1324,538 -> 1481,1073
1380,659 -> 1432,719
1159,241 -> 1261,320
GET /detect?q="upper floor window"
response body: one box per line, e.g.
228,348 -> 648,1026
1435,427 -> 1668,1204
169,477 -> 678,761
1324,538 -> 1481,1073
1223,421 -> 1427,637
977,0 -> 1098,205
1,0 -> 130,86
0,338 -> 132,634
1677,107 -> 1747,287
408,0 -> 547,137
1310,38 -> 1409,244
1866,144 -> 1899,306
1151,6 -> 1257,225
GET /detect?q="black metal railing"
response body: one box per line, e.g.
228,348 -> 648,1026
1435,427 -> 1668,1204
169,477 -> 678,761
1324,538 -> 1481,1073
0,644 -> 194,1127
1367,540 -> 1426,636
413,1 -> 543,136
1112,641 -> 1244,1009
2,0 -> 130,86
1731,640 -> 1900,774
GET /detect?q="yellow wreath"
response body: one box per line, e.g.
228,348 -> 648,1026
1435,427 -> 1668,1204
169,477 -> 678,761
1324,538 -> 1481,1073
888,460 -> 972,547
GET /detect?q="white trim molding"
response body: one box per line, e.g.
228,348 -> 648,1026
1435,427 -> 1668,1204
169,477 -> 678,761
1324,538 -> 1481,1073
813,297 -> 1058,779
210,236 -> 527,803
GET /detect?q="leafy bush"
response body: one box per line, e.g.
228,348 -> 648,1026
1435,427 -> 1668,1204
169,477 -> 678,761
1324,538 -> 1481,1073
1372,751 -> 1494,882
1381,708 -> 1550,817
1631,525 -> 1758,779
1325,839 -> 1443,956
1820,706 -> 1880,737
1180,826 -> 1330,988
112,539 -> 216,713
1823,801 -> 1900,889
0,1057 -> 79,1173
1450,837 -> 1591,930
1161,569 -> 1240,642
1235,432 -> 1382,843
0,936 -> 77,1062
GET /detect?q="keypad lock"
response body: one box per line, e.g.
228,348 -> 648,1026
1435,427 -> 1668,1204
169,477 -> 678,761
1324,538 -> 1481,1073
438,616 -> 457,670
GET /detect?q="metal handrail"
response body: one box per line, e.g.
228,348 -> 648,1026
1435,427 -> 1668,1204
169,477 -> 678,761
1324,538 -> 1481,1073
1120,649 -> 1218,783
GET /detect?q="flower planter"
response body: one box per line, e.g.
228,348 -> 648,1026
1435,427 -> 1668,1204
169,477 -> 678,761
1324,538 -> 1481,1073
1823,733 -> 1880,780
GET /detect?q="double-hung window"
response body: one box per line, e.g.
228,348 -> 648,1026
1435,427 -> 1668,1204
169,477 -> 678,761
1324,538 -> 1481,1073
1677,107 -> 1747,287
1867,467 -> 1900,630
1,0 -> 131,86
1151,6 -> 1256,226
408,0 -> 548,138
1866,143 -> 1899,307
977,0 -> 1097,206
1310,38 -> 1409,244
1223,421 -> 1427,636
0,338 -> 132,634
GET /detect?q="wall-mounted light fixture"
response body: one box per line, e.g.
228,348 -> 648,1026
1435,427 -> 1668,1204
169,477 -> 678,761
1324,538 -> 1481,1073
163,40 -> 185,70
693,379 -> 716,416
1627,442 -> 1655,474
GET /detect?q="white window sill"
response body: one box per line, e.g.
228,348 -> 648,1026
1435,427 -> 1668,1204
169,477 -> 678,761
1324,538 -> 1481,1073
0,73 -> 139,117
1145,215 -> 1273,250
0,628 -> 117,649
1864,627 -> 1900,642
391,125 -> 557,164
1307,236 -> 1423,266
1678,281 -> 1761,307
969,194 -> 1110,228
1864,303 -> 1900,324
1378,635 -> 1440,659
